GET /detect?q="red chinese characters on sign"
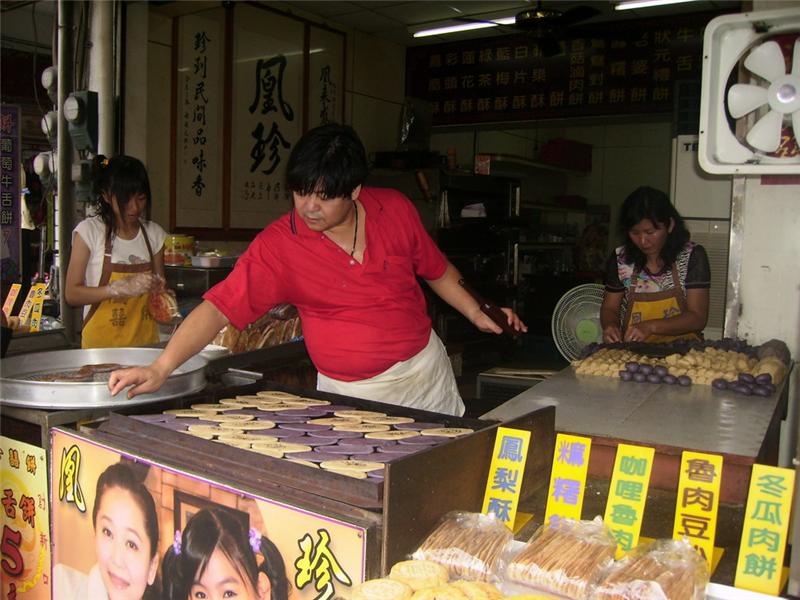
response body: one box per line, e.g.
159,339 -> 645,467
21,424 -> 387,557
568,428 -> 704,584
406,12 -> 728,125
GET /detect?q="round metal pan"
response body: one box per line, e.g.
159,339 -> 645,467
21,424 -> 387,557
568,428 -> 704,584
0,347 -> 207,409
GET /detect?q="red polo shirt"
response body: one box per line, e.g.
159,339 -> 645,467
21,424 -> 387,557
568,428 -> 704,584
204,187 -> 449,381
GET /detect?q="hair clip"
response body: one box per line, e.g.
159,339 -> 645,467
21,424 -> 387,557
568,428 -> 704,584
248,528 -> 261,553
173,530 -> 182,555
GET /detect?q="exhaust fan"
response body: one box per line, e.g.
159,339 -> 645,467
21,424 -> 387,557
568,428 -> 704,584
698,8 -> 800,175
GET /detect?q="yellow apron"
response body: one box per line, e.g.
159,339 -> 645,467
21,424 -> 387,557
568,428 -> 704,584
623,263 -> 701,344
81,228 -> 159,349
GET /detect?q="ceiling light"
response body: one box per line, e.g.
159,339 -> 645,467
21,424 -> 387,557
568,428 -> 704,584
412,16 -> 516,38
616,0 -> 699,10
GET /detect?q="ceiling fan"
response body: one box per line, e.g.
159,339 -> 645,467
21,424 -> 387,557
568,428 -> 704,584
456,1 -> 602,57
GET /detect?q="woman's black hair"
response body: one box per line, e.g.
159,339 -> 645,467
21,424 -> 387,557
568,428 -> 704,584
161,507 -> 289,600
89,154 -> 152,237
286,123 -> 368,200
618,186 -> 690,270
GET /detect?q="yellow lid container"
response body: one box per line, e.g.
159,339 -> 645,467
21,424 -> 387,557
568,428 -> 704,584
164,235 -> 195,266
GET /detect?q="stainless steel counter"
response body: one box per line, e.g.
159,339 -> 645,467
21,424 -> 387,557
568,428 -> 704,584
481,366 -> 789,459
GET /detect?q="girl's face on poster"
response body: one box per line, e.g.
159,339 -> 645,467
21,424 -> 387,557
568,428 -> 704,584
189,547 -> 270,600
94,486 -> 158,600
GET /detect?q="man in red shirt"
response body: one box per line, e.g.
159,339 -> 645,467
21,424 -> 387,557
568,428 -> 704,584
109,124 -> 526,415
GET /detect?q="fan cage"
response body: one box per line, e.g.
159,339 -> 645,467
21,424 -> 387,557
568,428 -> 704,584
551,283 -> 605,362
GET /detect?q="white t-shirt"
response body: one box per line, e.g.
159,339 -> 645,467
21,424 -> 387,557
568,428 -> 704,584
73,216 -> 167,316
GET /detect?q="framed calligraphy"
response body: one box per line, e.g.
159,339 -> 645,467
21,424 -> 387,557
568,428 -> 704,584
308,27 -> 346,129
174,8 -> 225,228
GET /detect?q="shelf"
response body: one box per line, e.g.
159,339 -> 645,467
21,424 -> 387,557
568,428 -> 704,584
475,153 -> 589,177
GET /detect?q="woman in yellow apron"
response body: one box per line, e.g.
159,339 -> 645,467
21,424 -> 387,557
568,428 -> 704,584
600,186 -> 710,344
65,155 -> 167,348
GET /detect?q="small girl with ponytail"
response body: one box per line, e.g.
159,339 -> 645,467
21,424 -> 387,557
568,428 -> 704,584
161,507 -> 289,600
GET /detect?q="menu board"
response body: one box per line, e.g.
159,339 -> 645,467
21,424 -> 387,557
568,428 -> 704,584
406,12 -> 727,126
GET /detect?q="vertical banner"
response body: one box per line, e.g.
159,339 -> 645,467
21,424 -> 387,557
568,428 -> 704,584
735,464 -> 795,595
51,428 -> 367,600
0,105 -> 21,285
603,443 -> 655,555
1,436 -> 51,600
175,8 -> 225,228
308,26 -> 345,129
544,433 -> 592,525
672,450 -> 723,568
3,282 -> 21,316
481,427 -> 531,529
230,4 -> 304,229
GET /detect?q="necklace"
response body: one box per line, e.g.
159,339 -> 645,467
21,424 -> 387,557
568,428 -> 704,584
349,202 -> 358,257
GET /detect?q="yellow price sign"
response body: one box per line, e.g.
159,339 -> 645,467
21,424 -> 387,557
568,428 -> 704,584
544,433 -> 592,525
3,283 -> 21,317
28,284 -> 48,332
672,451 -> 723,568
734,464 -> 795,595
603,443 -> 654,556
482,427 -> 531,530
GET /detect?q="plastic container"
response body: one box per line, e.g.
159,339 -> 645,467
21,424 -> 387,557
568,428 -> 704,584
190,255 -> 237,268
165,235 -> 195,266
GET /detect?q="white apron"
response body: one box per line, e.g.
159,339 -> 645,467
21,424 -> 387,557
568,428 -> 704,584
317,331 -> 465,416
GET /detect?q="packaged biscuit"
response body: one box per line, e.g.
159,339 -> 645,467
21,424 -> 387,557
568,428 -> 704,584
593,538 -> 709,600
504,517 -> 616,600
412,511 -> 514,582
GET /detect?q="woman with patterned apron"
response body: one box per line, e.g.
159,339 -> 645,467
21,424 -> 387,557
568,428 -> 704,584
66,155 -> 166,349
601,187 -> 710,344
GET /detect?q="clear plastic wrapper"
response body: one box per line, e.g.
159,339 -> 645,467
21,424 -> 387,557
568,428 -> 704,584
108,272 -> 162,298
593,538 -> 709,600
412,511 -> 514,582
148,289 -> 181,324
503,517 -> 617,600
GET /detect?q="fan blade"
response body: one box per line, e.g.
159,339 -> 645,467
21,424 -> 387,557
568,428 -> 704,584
744,41 -> 786,82
746,110 -> 784,152
793,39 -> 800,76
728,84 -> 769,118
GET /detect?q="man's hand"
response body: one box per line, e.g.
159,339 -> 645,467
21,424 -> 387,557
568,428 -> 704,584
108,364 -> 170,399
472,306 -> 528,335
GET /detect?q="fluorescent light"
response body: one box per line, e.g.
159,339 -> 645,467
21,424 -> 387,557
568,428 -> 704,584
412,16 -> 516,38
616,0 -> 699,10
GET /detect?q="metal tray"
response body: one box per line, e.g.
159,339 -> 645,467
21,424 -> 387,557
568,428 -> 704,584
0,347 -> 207,409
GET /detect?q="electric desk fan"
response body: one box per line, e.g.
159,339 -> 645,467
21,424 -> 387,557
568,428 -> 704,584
551,283 -> 605,362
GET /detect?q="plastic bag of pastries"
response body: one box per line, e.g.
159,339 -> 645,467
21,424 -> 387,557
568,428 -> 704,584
503,517 -> 617,600
411,511 -> 515,583
592,538 -> 709,600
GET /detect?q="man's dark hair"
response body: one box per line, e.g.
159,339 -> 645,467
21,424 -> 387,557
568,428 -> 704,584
619,186 -> 690,270
286,123 -> 368,199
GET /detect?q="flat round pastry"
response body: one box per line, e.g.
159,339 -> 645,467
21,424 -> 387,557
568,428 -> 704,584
450,581 -> 503,600
219,397 -> 259,407
409,585 -> 467,600
242,434 -> 278,443
190,403 -> 236,412
398,436 -> 449,446
291,451 -> 345,463
389,560 -> 449,592
324,467 -> 367,479
334,410 -> 387,419
362,416 -> 416,425
280,408 -> 331,418
319,459 -> 383,472
235,395 -> 265,401
257,414 -> 307,423
164,408 -> 216,418
187,425 -> 225,435
204,414 -> 256,423
250,441 -> 312,454
333,423 -> 392,433
255,402 -> 309,411
322,445 -> 376,456
215,433 -> 255,442
219,420 -> 275,430
309,417 -> 363,426
377,446 -> 419,456
278,422 -> 331,432
290,398 -> 331,407
255,391 -> 302,400
420,427 -> 473,437
285,458 -> 320,468
394,422 -> 444,431
364,430 -> 420,440
249,446 -> 284,458
352,578 -> 413,600
307,429 -> 362,439
251,428 -> 303,439
221,408 -> 261,416
292,436 -> 337,447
